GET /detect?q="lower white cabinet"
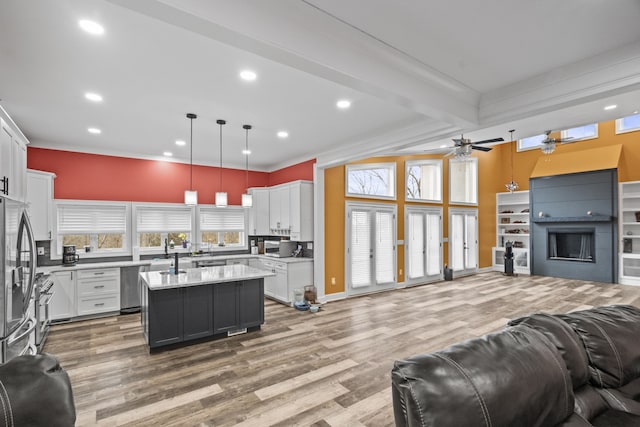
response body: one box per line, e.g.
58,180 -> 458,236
76,268 -> 120,316
259,259 -> 313,305
51,270 -> 76,321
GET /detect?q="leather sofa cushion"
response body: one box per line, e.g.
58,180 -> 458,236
559,305 -> 640,388
391,325 -> 574,427
0,353 -> 75,427
509,313 -> 590,388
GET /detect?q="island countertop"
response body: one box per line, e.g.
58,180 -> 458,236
140,264 -> 275,290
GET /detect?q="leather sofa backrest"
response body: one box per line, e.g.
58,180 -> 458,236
509,313 -> 590,388
559,305 -> 640,388
391,325 -> 574,427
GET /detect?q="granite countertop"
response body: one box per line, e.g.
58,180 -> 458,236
37,254 -> 312,274
140,264 -> 276,290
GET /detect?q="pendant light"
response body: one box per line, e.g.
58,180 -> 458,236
505,129 -> 519,193
184,113 -> 198,205
215,119 -> 228,207
241,124 -> 253,207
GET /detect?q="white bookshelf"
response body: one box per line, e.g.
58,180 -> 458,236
492,190 -> 530,274
619,181 -> 640,285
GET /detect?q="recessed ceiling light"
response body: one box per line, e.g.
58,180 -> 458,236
78,19 -> 104,35
277,131 -> 289,139
440,144 -> 448,148
163,151 -> 173,157
336,99 -> 351,109
240,70 -> 257,81
87,127 -> 101,134
84,92 -> 103,102
175,140 -> 186,146
633,110 -> 639,115
604,104 -> 617,111
242,149 -> 251,155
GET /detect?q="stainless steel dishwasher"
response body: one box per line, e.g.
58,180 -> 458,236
121,265 -> 144,313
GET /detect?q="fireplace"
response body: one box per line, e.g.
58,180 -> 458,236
548,229 -> 594,262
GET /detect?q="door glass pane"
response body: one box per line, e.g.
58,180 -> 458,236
465,214 -> 478,269
426,213 -> 441,276
407,212 -> 424,279
451,214 -> 465,271
350,210 -> 371,288
375,211 -> 394,284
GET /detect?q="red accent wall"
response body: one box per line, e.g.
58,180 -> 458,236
268,158 -> 315,186
27,147 -> 273,204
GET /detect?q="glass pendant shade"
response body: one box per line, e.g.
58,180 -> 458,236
541,142 -> 555,154
215,191 -> 228,207
184,190 -> 198,205
242,193 -> 253,207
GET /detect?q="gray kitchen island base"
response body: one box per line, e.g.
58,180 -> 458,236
139,265 -> 271,349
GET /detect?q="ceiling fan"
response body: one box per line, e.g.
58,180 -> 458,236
540,130 -> 573,154
444,134 -> 504,157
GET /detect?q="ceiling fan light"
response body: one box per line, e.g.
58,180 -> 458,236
541,142 -> 556,155
215,192 -> 228,207
242,193 -> 253,208
184,190 -> 198,205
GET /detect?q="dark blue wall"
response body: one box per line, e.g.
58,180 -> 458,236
530,169 -> 617,283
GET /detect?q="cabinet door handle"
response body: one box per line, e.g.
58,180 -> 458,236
94,302 -> 105,307
1,177 -> 8,195
93,272 -> 105,275
94,285 -> 105,289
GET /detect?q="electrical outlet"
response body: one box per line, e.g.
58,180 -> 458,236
37,246 -> 45,256
331,277 -> 336,285
308,242 -> 313,250
399,269 -> 403,276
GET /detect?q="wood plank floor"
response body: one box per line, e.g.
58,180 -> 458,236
44,272 -> 640,426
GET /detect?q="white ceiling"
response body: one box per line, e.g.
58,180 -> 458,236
1,0 -> 640,171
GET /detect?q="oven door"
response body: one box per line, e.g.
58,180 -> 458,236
2,316 -> 37,363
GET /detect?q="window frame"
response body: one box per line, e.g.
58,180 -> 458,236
405,159 -> 443,203
132,202 -> 195,255
517,134 -> 547,152
561,123 -> 598,142
448,157 -> 478,206
616,114 -> 640,135
345,162 -> 397,201
54,199 -> 131,259
196,205 -> 248,251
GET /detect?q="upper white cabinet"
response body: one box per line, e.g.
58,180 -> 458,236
248,187 -> 270,235
0,109 -> 28,202
289,181 -> 313,241
269,185 -> 291,233
26,169 -> 56,240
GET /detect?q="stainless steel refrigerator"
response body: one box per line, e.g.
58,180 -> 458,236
0,196 -> 37,363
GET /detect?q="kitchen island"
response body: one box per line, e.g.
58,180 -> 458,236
139,264 -> 274,349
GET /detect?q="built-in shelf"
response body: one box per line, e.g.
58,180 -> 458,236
532,215 -> 612,223
494,190 -> 530,275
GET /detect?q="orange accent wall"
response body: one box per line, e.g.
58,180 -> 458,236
268,159 -> 316,186
323,120 -> 640,295
27,147 -> 271,203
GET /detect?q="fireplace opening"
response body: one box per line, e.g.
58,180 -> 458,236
548,228 -> 595,262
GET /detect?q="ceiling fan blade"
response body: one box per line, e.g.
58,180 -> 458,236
471,145 -> 492,152
472,137 -> 504,145
560,136 -> 574,143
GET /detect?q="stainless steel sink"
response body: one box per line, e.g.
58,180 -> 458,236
158,270 -> 186,275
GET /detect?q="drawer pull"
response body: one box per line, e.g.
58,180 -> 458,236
94,285 -> 105,289
94,302 -> 105,307
93,272 -> 105,275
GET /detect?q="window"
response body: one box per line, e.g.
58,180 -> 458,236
56,201 -> 129,255
346,163 -> 396,200
406,159 -> 442,203
517,134 -> 547,151
616,113 -> 640,134
135,204 -> 193,252
199,206 -> 246,249
449,158 -> 478,205
561,124 -> 598,142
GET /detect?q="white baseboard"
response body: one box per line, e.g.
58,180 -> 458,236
319,292 -> 346,303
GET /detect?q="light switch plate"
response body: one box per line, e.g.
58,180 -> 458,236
307,242 -> 313,250
37,246 -> 45,255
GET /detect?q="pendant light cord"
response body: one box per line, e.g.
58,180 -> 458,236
216,119 -> 226,193
243,124 -> 252,190
190,117 -> 193,191
510,130 -> 514,182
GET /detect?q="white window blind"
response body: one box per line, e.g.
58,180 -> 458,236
407,212 -> 424,279
58,204 -> 127,234
199,207 -> 245,232
375,211 -> 394,284
350,210 -> 371,288
426,212 -> 441,276
450,158 -> 478,205
451,213 -> 465,271
136,206 -> 192,232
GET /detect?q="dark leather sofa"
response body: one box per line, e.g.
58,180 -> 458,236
391,304 -> 640,427
0,353 -> 76,427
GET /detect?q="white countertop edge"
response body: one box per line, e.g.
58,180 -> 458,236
140,264 -> 276,290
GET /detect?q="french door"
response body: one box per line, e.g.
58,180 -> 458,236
346,202 -> 397,296
405,207 -> 442,285
449,208 -> 478,276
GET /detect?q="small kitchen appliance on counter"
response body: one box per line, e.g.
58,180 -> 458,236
264,240 -> 297,258
62,245 -> 79,266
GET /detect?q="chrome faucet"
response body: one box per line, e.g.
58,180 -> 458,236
164,238 -> 169,259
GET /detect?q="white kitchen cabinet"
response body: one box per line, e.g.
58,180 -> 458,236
76,268 -> 120,316
269,185 -> 291,234
226,258 -> 249,266
51,270 -> 76,321
0,112 -> 28,202
289,181 -> 313,241
259,258 -> 313,305
26,170 -> 56,241
248,188 -> 270,235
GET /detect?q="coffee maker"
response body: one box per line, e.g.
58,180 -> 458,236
62,245 -> 80,266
